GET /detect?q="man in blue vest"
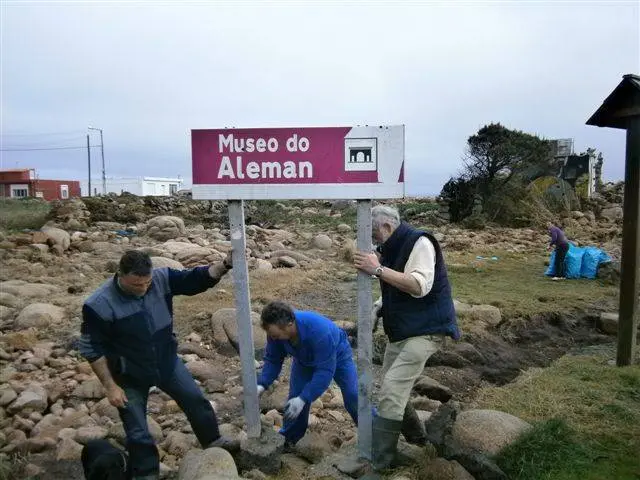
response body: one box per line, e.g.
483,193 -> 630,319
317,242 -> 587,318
79,250 -> 237,480
256,301 -> 359,447
354,205 -> 460,475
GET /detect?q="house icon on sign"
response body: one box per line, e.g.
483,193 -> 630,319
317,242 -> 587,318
349,147 -> 373,164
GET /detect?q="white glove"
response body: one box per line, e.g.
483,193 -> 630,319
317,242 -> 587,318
283,397 -> 306,421
371,297 -> 383,331
257,385 -> 265,397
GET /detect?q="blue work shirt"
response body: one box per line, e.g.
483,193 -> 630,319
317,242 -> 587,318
258,310 -> 351,404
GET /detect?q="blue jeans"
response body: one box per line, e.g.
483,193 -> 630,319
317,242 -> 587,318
118,357 -> 221,477
280,346 -> 359,444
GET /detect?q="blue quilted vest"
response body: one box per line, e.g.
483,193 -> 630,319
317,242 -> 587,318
379,222 -> 460,343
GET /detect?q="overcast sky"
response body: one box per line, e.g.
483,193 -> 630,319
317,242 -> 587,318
1,1 -> 638,195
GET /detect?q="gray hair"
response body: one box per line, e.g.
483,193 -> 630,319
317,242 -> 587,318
372,205 -> 401,230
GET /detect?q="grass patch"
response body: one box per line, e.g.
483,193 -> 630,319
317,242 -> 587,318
0,198 -> 50,231
475,354 -> 640,480
496,418 -> 593,480
446,249 -> 618,317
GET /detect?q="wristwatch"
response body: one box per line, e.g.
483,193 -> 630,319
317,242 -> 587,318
373,266 -> 384,278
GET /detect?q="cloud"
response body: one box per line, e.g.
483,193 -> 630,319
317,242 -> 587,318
1,2 -> 638,195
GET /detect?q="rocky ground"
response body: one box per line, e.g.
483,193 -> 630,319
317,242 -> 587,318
0,194 -> 627,480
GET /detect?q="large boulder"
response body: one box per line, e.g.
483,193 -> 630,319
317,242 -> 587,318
417,458 -> 475,480
185,361 -> 226,383
151,257 -> 185,270
42,227 -> 71,251
294,432 -> 333,463
211,308 -> 266,359
175,247 -> 220,267
15,303 -> 66,329
0,281 -> 57,299
600,206 -> 623,222
147,216 -> 186,241
72,378 -> 105,399
178,447 -> 239,480
0,291 -> 21,308
163,431 -> 195,457
7,383 -> 48,415
597,312 -> 618,335
451,409 -> 531,455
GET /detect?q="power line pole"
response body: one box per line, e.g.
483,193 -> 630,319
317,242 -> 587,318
87,134 -> 92,197
88,126 -> 106,195
99,129 -> 106,195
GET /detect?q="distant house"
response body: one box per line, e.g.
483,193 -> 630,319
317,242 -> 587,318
0,169 -> 81,201
81,176 -> 184,197
550,139 -> 601,197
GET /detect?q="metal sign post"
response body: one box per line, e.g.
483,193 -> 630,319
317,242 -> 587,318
228,199 -> 261,438
356,200 -> 373,460
192,125 -> 405,446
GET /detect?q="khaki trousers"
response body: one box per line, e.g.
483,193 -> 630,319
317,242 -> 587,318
378,335 -> 440,421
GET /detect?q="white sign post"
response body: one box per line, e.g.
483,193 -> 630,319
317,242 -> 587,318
228,200 -> 261,438
356,200 -> 373,459
192,126 -> 405,457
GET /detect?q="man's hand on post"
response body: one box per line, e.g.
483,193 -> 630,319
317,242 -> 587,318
353,251 -> 381,276
209,250 -> 234,279
106,384 -> 128,408
257,385 -> 265,397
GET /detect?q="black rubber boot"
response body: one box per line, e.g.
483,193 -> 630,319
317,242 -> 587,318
401,402 -> 427,445
360,416 -> 403,479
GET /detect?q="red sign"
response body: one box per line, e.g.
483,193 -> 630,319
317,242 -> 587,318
191,126 -> 404,200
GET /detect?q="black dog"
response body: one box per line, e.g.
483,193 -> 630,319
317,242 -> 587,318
81,439 -> 130,480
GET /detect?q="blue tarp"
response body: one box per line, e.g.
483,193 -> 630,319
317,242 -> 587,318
545,243 -> 611,279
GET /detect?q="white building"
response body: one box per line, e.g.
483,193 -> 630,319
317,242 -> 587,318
81,176 -> 184,197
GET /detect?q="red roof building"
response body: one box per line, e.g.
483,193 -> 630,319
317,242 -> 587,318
0,169 -> 81,201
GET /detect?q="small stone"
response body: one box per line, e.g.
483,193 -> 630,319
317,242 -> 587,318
75,426 -> 108,444
0,388 -> 17,407
312,234 -> 333,250
413,376 -> 453,402
7,384 -> 48,415
57,428 -> 77,440
56,437 -> 84,461
23,463 -> 44,477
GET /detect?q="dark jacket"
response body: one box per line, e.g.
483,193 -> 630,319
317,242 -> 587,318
79,266 -> 219,386
379,222 -> 460,343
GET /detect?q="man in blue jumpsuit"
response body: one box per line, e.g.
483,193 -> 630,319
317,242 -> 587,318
79,250 -> 237,480
256,301 -> 358,447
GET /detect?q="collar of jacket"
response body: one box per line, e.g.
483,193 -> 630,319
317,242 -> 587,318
378,221 -> 412,259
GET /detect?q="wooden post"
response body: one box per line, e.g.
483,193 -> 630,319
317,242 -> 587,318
617,117 -> 640,366
228,200 -> 261,437
356,200 -> 373,460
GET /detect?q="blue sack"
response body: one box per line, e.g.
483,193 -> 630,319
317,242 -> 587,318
580,246 -> 611,279
545,250 -> 557,277
546,244 -> 611,279
565,244 -> 586,279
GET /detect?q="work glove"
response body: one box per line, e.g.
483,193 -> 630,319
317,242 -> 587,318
257,385 -> 265,397
371,297 -> 383,332
283,397 -> 306,421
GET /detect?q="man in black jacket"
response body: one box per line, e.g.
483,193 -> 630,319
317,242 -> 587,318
79,250 -> 237,480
